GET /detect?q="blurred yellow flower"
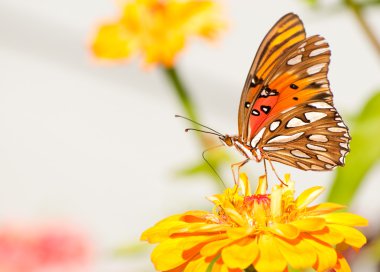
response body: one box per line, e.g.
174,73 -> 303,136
92,0 -> 225,67
141,174 -> 367,272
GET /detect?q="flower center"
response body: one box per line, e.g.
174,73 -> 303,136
243,194 -> 271,227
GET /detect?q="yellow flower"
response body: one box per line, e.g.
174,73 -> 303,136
92,0 -> 225,67
141,174 -> 367,272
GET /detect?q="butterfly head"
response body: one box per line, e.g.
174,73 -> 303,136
220,135 -> 234,147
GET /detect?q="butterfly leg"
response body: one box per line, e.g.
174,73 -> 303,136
231,159 -> 249,184
261,152 -> 286,186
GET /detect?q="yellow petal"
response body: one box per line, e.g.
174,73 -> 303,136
303,234 -> 337,272
254,234 -> 287,272
290,217 -> 326,232
306,202 -> 345,215
318,213 -> 368,227
275,236 -> 317,269
309,226 -> 344,245
221,237 -> 259,269
239,173 -> 251,196
226,227 -> 254,239
184,256 -> 210,272
169,222 -> 226,236
296,186 -> 324,209
141,215 -> 186,242
200,237 -> 231,257
268,223 -> 299,240
151,237 -> 188,270
334,253 -> 351,272
224,208 -> 247,226
271,185 -> 282,219
181,235 -> 223,260
92,23 -> 136,60
181,210 -> 209,222
329,224 -> 367,248
254,175 -> 268,195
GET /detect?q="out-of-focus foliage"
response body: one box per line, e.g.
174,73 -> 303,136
114,242 -> 149,257
328,91 -> 380,205
176,147 -> 230,188
303,0 -> 380,8
370,234 -> 380,262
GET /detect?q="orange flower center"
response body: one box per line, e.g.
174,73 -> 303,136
244,194 -> 270,206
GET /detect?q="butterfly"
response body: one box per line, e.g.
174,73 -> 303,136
215,12 -> 350,175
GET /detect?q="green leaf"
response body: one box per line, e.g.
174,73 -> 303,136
328,90 -> 380,205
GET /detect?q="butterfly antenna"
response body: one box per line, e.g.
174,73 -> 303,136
202,145 -> 226,189
185,128 -> 223,137
175,115 -> 223,136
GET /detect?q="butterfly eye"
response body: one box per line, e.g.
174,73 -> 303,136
245,102 -> 251,108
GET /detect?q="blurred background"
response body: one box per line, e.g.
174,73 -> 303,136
0,0 -> 379,271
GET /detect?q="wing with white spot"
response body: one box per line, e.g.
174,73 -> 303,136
261,35 -> 333,123
238,13 -> 306,142
258,103 -> 350,171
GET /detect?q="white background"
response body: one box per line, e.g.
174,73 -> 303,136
0,0 -> 379,271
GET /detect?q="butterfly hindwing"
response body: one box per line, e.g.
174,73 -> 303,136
258,104 -> 350,170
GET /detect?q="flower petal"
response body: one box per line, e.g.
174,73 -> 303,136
239,173 -> 251,196
303,234 -> 337,272
296,186 -> 324,209
254,234 -> 287,272
200,237 -> 231,257
169,222 -> 227,236
141,215 -> 186,242
221,237 -> 259,269
334,253 -> 351,272
318,213 -> 368,227
309,226 -> 344,245
254,175 -> 267,195
329,224 -> 367,248
184,256 -> 210,272
181,211 -> 210,222
306,202 -> 345,215
275,237 -> 317,269
151,237 -> 189,270
268,223 -> 299,240
92,23 -> 137,60
226,227 -> 254,239
290,217 -> 326,232
224,208 -> 247,227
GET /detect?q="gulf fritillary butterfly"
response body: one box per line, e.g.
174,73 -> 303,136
178,13 -> 350,177
219,13 -> 351,172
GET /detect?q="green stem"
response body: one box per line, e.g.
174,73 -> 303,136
162,66 -> 206,146
162,67 -> 198,122
344,0 -> 380,57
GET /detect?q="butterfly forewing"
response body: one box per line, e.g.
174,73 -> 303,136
236,13 -> 350,171
238,13 -> 306,141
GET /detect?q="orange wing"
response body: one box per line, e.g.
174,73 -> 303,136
246,35 -> 350,170
238,13 -> 306,142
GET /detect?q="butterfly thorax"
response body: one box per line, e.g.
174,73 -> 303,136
222,135 -> 262,162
